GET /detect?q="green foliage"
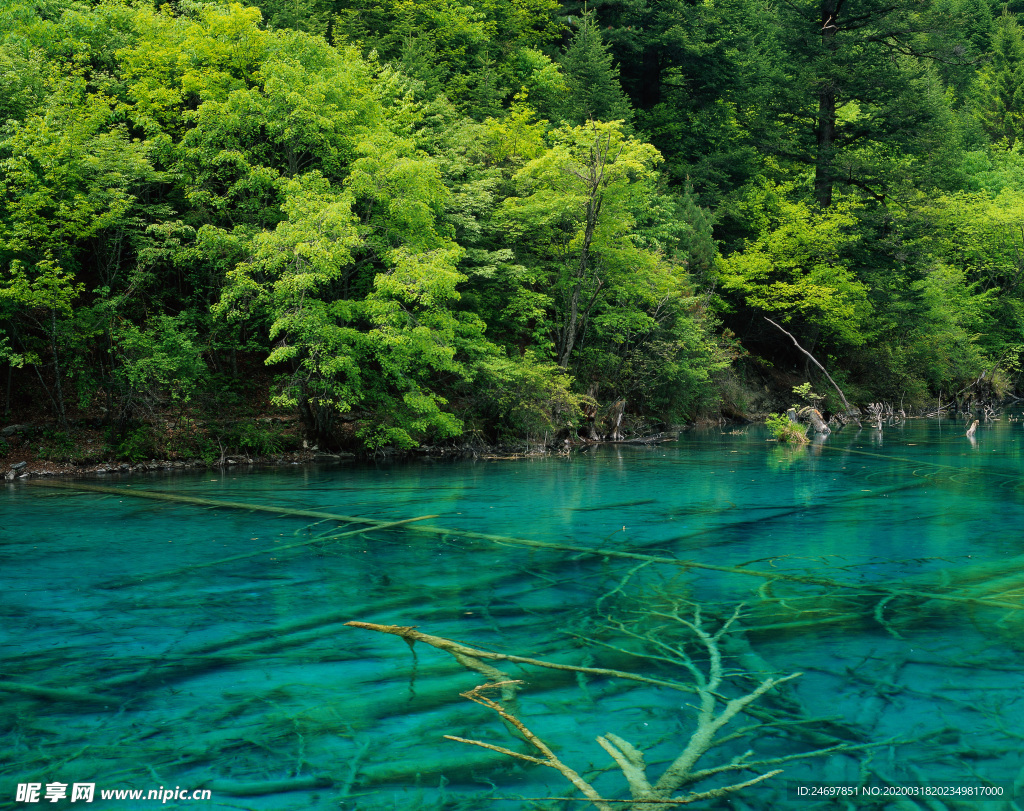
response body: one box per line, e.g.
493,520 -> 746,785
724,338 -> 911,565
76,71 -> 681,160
559,11 -> 632,125
3,0 -> 1023,453
116,425 -> 158,462
792,383 -> 822,406
223,422 -> 285,455
765,413 -> 808,443
37,429 -> 79,462
500,120 -> 665,366
475,352 -> 585,440
719,190 -> 873,348
325,0 -> 562,113
973,9 -> 1024,148
110,315 -> 207,422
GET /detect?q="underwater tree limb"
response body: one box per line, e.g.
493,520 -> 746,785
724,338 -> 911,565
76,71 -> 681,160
446,682 -> 616,811
43,480 -> 1024,613
353,614 -> 822,810
103,514 -> 438,587
27,480 -> 430,531
0,680 -> 118,705
344,622 -> 698,693
202,775 -> 333,796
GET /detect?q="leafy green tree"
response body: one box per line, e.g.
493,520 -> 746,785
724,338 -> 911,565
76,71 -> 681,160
718,189 -> 873,348
0,260 -> 83,427
216,138 -> 490,448
501,120 -> 662,368
328,0 -> 562,113
904,262 -> 995,389
109,314 -> 207,431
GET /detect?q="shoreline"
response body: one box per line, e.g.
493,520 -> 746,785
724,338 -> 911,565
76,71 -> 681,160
2,428 -> 691,481
0,439 -> 572,481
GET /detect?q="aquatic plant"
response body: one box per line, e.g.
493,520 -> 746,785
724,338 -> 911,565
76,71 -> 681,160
765,412 -> 808,443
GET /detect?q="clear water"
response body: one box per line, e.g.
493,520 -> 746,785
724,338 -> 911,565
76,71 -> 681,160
3,418 -> 1024,810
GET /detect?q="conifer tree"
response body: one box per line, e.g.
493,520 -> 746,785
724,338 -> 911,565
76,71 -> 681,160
974,8 -> 1024,147
559,10 -> 632,124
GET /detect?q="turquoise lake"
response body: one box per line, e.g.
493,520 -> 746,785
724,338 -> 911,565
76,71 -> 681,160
3,418 -> 1024,810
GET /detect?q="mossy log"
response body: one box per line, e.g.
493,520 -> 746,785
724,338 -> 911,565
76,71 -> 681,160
357,748 -> 518,786
102,514 -> 438,587
0,680 -> 118,706
35,481 -> 1024,644
203,775 -> 333,796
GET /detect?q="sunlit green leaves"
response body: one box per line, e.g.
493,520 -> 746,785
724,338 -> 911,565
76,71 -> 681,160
719,193 -> 872,346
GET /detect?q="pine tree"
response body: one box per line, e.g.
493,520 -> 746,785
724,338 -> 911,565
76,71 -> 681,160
974,8 -> 1024,147
559,10 -> 632,124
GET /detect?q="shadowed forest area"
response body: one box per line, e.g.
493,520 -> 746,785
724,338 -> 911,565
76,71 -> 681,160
3,0 -> 1024,458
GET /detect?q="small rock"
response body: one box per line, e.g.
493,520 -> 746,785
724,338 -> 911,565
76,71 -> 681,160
1,424 -> 29,437
11,461 -> 27,471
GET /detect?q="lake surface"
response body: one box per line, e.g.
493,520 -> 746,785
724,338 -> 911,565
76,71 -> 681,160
3,418 -> 1024,810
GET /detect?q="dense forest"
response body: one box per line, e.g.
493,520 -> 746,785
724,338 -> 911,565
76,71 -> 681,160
2,0 -> 1023,457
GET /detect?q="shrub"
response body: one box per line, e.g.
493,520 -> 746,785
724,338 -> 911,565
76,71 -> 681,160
765,412 -> 808,443
116,425 -> 157,462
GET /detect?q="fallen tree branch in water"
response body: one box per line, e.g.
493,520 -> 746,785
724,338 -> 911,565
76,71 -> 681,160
349,610 -> 848,810
102,514 -> 437,588
344,622 -> 696,693
0,680 -> 118,706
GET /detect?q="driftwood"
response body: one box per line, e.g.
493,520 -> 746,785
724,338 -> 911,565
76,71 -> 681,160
203,775 -> 333,796
29,480 -> 402,529
49,479 -> 1024,619
607,432 -> 673,445
344,622 -> 698,694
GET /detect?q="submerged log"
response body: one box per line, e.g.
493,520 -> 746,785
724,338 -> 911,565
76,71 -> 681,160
29,480 -> 401,529
101,513 -> 437,588
608,433 -> 672,445
203,775 -> 332,796
0,680 -> 118,706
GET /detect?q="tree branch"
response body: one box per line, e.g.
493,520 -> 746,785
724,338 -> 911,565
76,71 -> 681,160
763,317 -> 855,413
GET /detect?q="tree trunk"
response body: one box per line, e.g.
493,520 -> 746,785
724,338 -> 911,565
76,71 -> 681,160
558,188 -> 601,369
815,0 -> 839,208
557,130 -> 612,369
608,398 -> 626,441
50,309 -> 69,430
798,406 -> 831,434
